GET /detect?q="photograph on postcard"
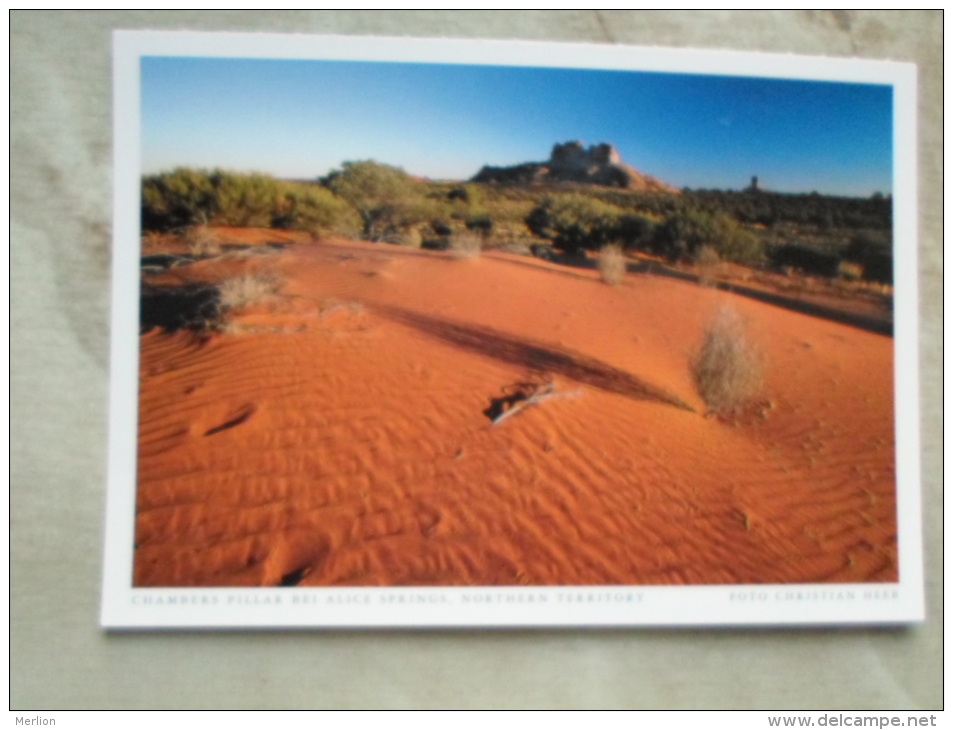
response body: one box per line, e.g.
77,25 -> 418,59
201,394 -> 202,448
103,32 -> 922,627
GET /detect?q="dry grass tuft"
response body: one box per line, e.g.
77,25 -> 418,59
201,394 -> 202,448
185,224 -> 222,257
694,245 -> 721,287
597,244 -> 626,286
691,306 -> 763,415
217,272 -> 283,312
394,227 -> 423,248
449,231 -> 483,259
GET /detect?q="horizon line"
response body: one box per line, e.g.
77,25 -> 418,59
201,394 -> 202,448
140,164 -> 892,200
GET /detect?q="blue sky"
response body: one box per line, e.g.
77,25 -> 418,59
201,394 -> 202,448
141,57 -> 893,197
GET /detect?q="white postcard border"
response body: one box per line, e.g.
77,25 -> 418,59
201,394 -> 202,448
103,31 -> 923,629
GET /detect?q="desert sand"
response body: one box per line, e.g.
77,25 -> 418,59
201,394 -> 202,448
134,231 -> 897,587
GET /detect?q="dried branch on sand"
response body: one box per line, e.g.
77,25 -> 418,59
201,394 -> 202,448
489,381 -> 576,426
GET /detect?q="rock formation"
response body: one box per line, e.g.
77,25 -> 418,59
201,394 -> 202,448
471,141 -> 678,193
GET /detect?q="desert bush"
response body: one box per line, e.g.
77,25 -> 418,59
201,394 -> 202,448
447,186 -> 469,203
465,214 -> 494,238
273,184 -> 361,237
651,208 -> 709,261
597,244 -> 626,285
653,208 -> 764,264
208,172 -> 279,227
717,225 -> 763,264
487,219 -> 537,247
769,242 -> 840,277
682,188 -> 892,231
391,195 -> 448,233
430,219 -> 454,237
142,168 -> 217,231
142,169 -> 276,229
142,168 -> 360,238
526,194 -> 622,253
691,306 -> 763,415
845,230 -> 889,261
694,245 -> 721,287
615,213 -> 656,252
322,160 -> 420,241
449,231 -> 482,259
140,284 -> 221,332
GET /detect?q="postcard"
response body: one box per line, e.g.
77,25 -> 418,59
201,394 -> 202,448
102,31 -> 922,628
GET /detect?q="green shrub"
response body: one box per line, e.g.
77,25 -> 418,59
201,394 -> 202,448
717,226 -> 763,264
652,209 -> 705,261
653,208 -> 763,264
273,184 -> 361,237
400,197 -> 446,232
184,224 -> 221,257
141,168 -> 360,238
465,214 -> 494,237
430,219 -> 453,237
322,160 -> 420,241
615,213 -> 655,252
208,172 -> 279,227
142,168 -> 217,231
526,194 -> 622,253
447,183 -> 484,208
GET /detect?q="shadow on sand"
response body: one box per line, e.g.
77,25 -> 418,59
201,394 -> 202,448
373,304 -> 695,414
494,251 -> 892,337
629,260 -> 893,337
140,284 -> 220,332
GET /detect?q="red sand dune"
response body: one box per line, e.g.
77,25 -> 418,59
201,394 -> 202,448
134,234 -> 896,587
